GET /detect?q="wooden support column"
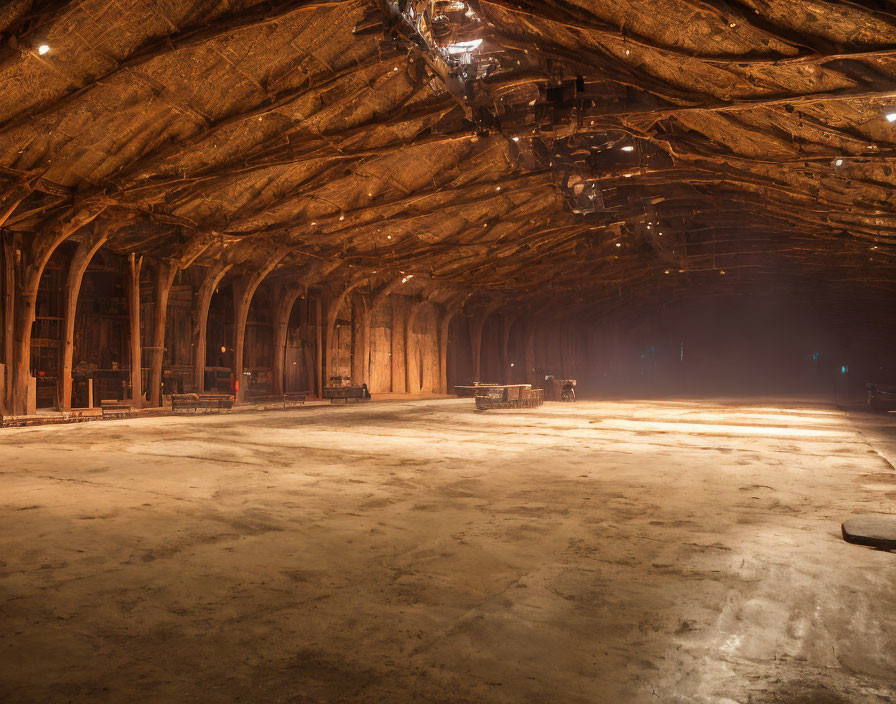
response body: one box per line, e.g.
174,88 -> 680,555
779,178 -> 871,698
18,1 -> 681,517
11,207 -> 104,415
272,283 -> 304,396
351,293 -> 369,386
323,278 -> 362,385
466,302 -> 500,384
128,253 -> 143,409
2,231 -> 15,414
560,323 -> 573,378
147,260 -> 178,407
390,296 -> 406,392
438,305 -> 461,395
524,321 -> 537,385
58,226 -> 110,410
1,187 -> 30,413
314,294 -> 322,397
469,316 -> 484,383
192,262 -> 232,393
405,300 -> 424,393
232,252 -> 286,403
501,312 -> 517,384
363,278 -> 399,388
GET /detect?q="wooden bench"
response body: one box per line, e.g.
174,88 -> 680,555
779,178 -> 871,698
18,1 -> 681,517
246,392 -> 308,410
171,393 -> 234,413
322,384 -> 370,404
171,393 -> 200,413
283,392 -> 307,408
67,408 -> 103,422
198,393 -> 233,412
100,400 -> 132,419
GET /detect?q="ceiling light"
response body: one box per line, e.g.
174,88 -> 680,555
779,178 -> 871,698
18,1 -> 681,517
623,173 -> 633,178
664,269 -> 670,274
720,270 -> 726,275
512,136 -> 520,142
495,186 -> 501,191
646,225 -> 651,230
38,44 -> 50,55
625,49 -> 630,56
729,22 -> 736,27
615,242 -> 622,247
886,112 -> 896,123
834,158 -> 843,166
338,214 -> 345,221
658,232 -> 663,236
621,146 -> 634,152
387,235 -> 392,239
446,39 -> 483,55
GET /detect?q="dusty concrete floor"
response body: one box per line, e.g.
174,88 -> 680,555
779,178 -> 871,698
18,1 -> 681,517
1,398 -> 895,703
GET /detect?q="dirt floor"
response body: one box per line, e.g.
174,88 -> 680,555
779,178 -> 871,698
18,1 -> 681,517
2,398 -> 895,703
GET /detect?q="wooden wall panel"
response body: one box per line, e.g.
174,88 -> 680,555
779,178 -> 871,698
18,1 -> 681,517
369,295 -> 393,393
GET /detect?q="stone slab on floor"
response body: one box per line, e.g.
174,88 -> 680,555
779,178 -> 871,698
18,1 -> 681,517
843,514 -> 896,550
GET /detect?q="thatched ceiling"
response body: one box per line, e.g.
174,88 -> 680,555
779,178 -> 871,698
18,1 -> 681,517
1,0 -> 895,327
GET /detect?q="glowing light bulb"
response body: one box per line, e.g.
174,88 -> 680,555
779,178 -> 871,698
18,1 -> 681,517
615,242 -> 622,247
621,146 -> 634,152
512,136 -> 520,142
38,45 -> 50,55
886,112 -> 896,123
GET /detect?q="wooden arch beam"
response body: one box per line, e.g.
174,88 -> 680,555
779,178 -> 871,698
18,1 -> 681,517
437,294 -> 467,394
58,221 -> 113,411
465,298 -> 503,384
192,260 -> 233,393
147,259 -> 178,407
232,249 -> 288,402
11,204 -> 105,415
404,298 -> 426,393
272,281 -> 306,396
323,274 -> 364,389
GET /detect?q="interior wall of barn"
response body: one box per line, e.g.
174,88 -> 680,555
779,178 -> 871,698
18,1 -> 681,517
2,243 -> 498,414
0,236 -> 610,415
